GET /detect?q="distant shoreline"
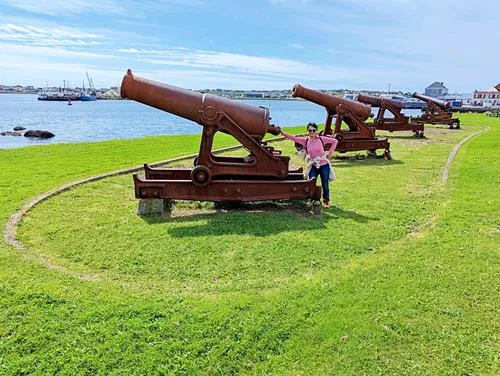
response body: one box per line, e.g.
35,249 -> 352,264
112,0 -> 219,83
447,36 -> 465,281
0,93 -> 302,101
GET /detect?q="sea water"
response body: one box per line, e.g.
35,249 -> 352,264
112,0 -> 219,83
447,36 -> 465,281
0,94 -> 423,149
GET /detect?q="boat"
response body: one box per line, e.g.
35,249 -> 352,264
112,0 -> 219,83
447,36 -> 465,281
37,89 -> 80,101
38,80 -> 80,101
80,72 -> 97,101
80,93 -> 96,101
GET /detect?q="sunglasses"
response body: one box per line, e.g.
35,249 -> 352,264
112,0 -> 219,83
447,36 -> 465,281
307,129 -> 317,133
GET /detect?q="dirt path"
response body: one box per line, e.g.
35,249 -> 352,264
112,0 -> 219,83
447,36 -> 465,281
441,127 -> 489,184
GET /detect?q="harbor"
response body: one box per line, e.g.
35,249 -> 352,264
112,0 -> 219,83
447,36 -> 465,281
36,73 -> 97,102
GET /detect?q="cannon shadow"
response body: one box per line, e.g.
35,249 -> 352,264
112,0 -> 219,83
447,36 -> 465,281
325,206 -> 379,223
377,134 -> 427,140
140,201 -> 377,237
332,157 -> 404,168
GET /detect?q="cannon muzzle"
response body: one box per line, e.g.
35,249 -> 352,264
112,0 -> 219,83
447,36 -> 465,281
357,93 -> 404,111
412,92 -> 450,110
121,69 -> 280,137
292,84 -> 371,120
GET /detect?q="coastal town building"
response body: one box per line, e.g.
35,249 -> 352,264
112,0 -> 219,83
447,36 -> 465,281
424,82 -> 448,97
441,93 -> 474,106
473,83 -> 500,108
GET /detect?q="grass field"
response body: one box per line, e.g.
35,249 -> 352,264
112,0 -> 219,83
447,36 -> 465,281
0,114 -> 498,374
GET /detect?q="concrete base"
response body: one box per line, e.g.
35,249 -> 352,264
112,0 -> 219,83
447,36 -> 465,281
138,199 -> 173,216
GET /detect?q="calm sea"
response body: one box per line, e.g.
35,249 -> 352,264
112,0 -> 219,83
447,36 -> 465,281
0,94 -> 422,149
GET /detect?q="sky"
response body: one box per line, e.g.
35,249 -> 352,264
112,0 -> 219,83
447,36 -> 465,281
0,0 -> 498,92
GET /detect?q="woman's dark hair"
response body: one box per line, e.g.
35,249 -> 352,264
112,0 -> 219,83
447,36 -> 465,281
306,122 -> 318,130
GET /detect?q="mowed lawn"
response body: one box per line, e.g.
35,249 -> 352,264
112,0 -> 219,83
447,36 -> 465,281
0,114 -> 498,374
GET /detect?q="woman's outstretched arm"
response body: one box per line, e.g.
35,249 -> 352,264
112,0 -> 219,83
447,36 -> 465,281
281,131 -> 307,147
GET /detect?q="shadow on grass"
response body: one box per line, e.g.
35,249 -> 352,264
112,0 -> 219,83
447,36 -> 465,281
140,201 -> 378,237
332,156 -> 404,168
325,206 -> 379,223
379,134 -> 427,140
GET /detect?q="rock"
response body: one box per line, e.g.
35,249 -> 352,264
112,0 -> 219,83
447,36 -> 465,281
13,126 -> 26,131
138,199 -> 173,216
98,89 -> 121,100
24,130 -> 55,139
1,130 -> 23,136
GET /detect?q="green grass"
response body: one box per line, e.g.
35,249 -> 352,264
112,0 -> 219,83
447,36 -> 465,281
0,114 -> 498,374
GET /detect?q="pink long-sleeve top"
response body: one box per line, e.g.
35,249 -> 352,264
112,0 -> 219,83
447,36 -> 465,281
282,132 -> 338,166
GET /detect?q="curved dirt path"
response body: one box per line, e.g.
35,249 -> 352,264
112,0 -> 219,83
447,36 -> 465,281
441,127 -> 489,184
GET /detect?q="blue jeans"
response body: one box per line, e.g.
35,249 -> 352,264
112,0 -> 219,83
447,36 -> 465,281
309,164 -> 330,201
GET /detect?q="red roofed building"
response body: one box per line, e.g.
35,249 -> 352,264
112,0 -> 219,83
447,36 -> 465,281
473,83 -> 500,108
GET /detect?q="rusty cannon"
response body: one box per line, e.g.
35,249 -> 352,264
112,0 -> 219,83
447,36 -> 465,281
292,84 -> 391,159
121,69 -> 321,204
412,92 -> 460,129
356,93 -> 425,138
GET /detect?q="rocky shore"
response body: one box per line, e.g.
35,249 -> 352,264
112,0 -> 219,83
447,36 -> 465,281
1,126 -> 55,139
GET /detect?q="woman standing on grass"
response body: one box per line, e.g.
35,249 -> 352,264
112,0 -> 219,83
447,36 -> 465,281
281,122 -> 338,208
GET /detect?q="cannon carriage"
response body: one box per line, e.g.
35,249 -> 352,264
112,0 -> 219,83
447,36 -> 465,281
356,93 -> 425,138
412,92 -> 460,129
121,70 -> 321,203
292,84 -> 391,159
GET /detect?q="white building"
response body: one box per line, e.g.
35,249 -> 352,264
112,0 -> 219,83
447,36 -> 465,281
425,82 -> 448,97
473,83 -> 500,108
441,93 -> 474,105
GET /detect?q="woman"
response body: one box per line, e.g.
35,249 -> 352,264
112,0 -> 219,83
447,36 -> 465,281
281,123 -> 338,208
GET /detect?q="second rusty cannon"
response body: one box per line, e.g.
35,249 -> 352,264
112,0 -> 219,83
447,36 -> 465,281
292,84 -> 391,159
356,93 -> 425,138
121,69 -> 321,204
412,92 -> 460,129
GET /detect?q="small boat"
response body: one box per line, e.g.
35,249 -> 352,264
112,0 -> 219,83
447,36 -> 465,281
80,94 -> 97,101
67,99 -> 72,106
80,72 -> 97,101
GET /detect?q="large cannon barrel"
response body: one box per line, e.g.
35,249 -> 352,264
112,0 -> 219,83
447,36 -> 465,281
121,69 -> 280,136
357,93 -> 404,110
292,84 -> 371,120
412,92 -> 450,110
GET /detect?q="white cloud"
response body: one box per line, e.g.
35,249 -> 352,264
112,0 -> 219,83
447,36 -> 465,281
2,0 -> 124,16
0,23 -> 109,46
2,0 -> 206,17
0,50 -> 128,89
119,47 -> 360,81
0,42 -> 116,59
116,46 -> 409,90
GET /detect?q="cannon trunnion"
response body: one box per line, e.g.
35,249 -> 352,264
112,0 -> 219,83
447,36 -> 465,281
121,70 -> 321,203
356,93 -> 425,138
292,84 -> 391,159
412,92 -> 460,129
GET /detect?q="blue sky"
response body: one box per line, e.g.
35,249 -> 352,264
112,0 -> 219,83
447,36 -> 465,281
0,0 -> 498,92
